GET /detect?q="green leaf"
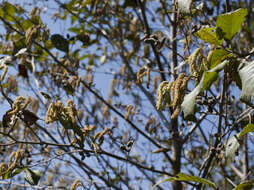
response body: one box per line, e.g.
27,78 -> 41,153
201,72 -> 218,92
238,60 -> 254,104
239,124 -> 254,138
24,169 -> 42,185
3,167 -> 26,179
195,27 -> 223,45
209,49 -> 232,69
225,133 -> 240,161
153,173 -> 217,190
50,34 -> 69,53
2,2 -> 16,21
181,60 -> 229,120
233,182 -> 254,190
216,8 -> 248,40
1,82 -> 8,88
21,20 -> 34,30
68,27 -> 81,34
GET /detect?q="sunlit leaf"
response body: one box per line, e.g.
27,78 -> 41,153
195,27 -> 223,45
216,8 -> 248,40
239,124 -> 254,138
182,60 -> 229,120
208,49 -> 232,69
181,75 -> 204,121
4,167 -> 26,179
24,169 -> 42,185
177,0 -> 192,13
1,82 -> 8,88
201,71 -> 218,92
233,182 -> 254,190
238,60 -> 254,104
0,56 -> 13,66
225,133 -> 240,161
99,55 -> 106,65
153,173 -> 217,190
15,48 -> 27,57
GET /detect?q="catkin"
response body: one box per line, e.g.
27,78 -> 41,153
0,65 -> 8,82
70,179 -> 81,190
146,67 -> 151,88
125,105 -> 133,120
172,73 -> 185,108
156,81 -> 172,111
189,48 -> 201,74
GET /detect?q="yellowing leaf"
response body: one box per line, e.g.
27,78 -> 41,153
216,8 -> 248,40
209,49 -> 232,69
195,27 -> 223,45
239,124 -> 254,138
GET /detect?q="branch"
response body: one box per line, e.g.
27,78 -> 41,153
136,0 -> 167,81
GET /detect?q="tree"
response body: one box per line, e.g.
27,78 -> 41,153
0,0 -> 254,189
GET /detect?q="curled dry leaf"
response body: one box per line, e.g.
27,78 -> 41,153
2,109 -> 17,128
20,109 -> 39,125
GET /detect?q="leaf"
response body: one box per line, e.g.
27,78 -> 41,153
177,0 -> 192,13
195,27 -> 223,45
99,55 -> 106,65
123,0 -> 138,8
18,64 -> 28,78
24,169 -> 42,185
216,8 -> 248,40
181,74 -> 204,121
0,56 -> 13,66
153,173 -> 217,190
2,109 -> 15,128
239,124 -> 254,138
225,133 -> 240,161
238,60 -> 254,104
208,49 -> 232,69
21,110 -> 39,125
181,60 -> 229,120
2,2 -> 16,22
3,167 -> 26,179
63,83 -> 74,96
40,91 -> 52,100
14,48 -> 27,57
68,27 -> 81,34
201,71 -> 218,93
50,34 -> 69,53
233,182 -> 254,190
